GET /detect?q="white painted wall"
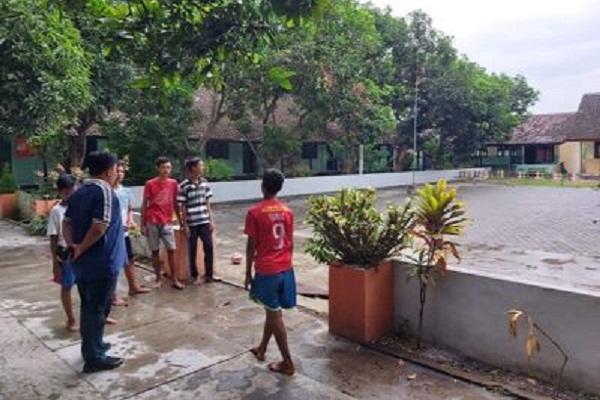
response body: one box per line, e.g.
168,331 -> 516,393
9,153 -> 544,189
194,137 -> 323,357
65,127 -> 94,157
394,262 -> 600,394
129,168 -> 488,208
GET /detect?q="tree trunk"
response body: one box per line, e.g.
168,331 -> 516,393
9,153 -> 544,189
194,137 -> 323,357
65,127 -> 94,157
71,130 -> 87,169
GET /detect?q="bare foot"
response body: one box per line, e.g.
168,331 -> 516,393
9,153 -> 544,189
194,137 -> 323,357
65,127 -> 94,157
250,348 -> 265,362
112,297 -> 128,307
192,278 -> 202,286
171,280 -> 185,290
106,317 -> 118,325
129,286 -> 151,295
268,361 -> 295,376
152,279 -> 163,289
66,320 -> 79,332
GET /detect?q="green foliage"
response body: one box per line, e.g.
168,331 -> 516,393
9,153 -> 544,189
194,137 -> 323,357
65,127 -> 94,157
305,188 -> 414,268
0,0 -> 92,136
408,179 -> 468,348
25,215 -> 48,236
0,169 -> 18,194
364,144 -> 392,173
102,81 -> 200,184
260,125 -> 301,169
204,159 -> 234,181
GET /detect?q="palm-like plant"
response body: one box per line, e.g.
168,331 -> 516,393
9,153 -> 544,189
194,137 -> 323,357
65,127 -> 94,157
409,179 -> 468,348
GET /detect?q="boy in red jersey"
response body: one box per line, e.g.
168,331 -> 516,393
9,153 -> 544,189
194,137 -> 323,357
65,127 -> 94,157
244,169 -> 296,376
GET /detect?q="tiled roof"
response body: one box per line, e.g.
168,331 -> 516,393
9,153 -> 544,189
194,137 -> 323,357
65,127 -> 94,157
564,93 -> 600,141
190,88 -> 395,143
190,88 -> 321,142
506,113 -> 574,145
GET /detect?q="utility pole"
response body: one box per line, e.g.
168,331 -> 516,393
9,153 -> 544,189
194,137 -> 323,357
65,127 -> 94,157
412,77 -> 418,191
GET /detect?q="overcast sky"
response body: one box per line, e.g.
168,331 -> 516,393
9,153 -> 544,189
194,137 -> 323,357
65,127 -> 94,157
366,0 -> 600,114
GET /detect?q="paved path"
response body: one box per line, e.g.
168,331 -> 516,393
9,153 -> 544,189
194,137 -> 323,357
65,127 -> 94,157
212,183 -> 600,295
0,222 -> 509,399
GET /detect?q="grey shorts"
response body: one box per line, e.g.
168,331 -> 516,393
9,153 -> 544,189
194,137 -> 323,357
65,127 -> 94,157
146,223 -> 176,252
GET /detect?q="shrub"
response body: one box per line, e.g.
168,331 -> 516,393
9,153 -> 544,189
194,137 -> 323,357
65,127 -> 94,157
305,188 -> 414,268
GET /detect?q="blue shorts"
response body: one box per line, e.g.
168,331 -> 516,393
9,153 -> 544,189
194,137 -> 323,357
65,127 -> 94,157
55,261 -> 76,290
250,269 -> 296,311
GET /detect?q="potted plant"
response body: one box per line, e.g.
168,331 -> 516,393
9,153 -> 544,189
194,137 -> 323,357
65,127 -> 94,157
0,167 -> 19,219
306,188 -> 414,343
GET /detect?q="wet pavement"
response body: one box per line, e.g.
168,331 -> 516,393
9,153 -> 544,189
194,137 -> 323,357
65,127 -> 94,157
0,221 -> 509,399
212,183 -> 600,297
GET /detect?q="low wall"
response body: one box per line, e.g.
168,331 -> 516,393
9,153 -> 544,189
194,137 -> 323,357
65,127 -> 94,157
393,262 -> 600,394
129,168 -> 488,208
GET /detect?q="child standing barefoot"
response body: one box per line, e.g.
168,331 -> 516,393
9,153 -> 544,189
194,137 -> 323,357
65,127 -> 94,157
47,174 -> 78,332
244,169 -> 296,376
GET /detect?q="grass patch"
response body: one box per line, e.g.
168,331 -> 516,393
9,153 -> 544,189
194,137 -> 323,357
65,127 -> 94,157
487,178 -> 600,189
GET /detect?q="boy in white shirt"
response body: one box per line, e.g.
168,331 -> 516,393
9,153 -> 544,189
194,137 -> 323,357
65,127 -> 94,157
47,174 -> 78,332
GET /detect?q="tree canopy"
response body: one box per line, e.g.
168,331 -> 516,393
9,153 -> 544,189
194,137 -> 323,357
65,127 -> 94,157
0,0 -> 538,179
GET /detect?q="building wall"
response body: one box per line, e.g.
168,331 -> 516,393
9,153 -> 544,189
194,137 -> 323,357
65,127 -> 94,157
128,167 -> 488,208
226,142 -> 244,176
559,141 -> 581,174
11,138 -> 43,186
394,262 -> 600,394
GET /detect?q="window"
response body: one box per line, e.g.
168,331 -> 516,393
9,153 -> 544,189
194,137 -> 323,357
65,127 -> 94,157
243,142 -> 257,174
302,143 -> 318,159
206,140 -> 229,159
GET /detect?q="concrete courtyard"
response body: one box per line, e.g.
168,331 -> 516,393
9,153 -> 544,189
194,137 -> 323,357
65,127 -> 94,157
0,221 -> 508,399
212,183 -> 600,296
2,182 -> 599,399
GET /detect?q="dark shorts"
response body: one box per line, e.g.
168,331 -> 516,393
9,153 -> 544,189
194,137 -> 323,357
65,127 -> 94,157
53,261 -> 76,290
250,269 -> 296,311
125,236 -> 134,262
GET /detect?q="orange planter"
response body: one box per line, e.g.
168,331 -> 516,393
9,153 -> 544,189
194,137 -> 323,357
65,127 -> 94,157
32,199 -> 59,217
0,193 -> 17,219
160,227 -> 217,281
329,260 -> 394,343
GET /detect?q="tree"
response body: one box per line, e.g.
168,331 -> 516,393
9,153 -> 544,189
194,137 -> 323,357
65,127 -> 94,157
0,0 -> 92,137
101,81 -> 200,184
287,0 -> 395,173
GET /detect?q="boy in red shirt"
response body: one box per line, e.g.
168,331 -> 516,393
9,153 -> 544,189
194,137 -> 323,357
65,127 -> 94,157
244,169 -> 296,376
141,156 -> 184,289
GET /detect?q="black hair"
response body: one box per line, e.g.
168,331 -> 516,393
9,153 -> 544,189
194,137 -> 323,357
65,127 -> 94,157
262,168 -> 285,196
185,156 -> 202,171
155,156 -> 171,167
56,174 -> 76,191
84,151 -> 118,177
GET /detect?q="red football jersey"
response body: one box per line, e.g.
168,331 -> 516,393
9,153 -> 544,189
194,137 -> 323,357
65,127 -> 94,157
244,198 -> 294,275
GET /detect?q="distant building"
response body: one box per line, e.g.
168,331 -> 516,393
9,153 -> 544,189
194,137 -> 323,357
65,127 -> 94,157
482,93 -> 600,175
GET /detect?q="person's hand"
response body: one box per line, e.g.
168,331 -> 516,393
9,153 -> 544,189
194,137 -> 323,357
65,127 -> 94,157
184,225 -> 190,238
244,273 -> 252,291
141,225 -> 147,237
209,222 -> 215,232
71,244 -> 82,261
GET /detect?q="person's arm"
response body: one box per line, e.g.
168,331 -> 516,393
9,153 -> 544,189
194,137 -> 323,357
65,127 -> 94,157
245,236 -> 256,290
174,182 -> 183,227
73,221 -> 107,260
72,185 -> 111,260
141,183 -> 150,235
244,211 -> 256,290
206,184 -> 215,231
126,190 -> 135,228
63,220 -> 73,248
207,198 -> 215,232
